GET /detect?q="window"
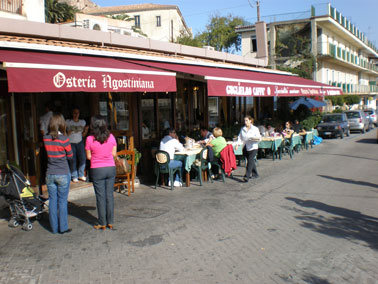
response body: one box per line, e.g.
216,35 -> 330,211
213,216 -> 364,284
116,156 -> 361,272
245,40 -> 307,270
156,16 -> 161,27
134,15 -> 140,28
251,35 -> 257,52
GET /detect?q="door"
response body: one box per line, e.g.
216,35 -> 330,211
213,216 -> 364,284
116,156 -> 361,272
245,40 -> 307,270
15,94 -> 39,186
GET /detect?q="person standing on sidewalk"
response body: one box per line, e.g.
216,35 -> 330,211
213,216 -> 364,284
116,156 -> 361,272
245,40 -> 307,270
43,113 -> 73,234
85,116 -> 117,230
235,115 -> 261,182
66,107 -> 88,183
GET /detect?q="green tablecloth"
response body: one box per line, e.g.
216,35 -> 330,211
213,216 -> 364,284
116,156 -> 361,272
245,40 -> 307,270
304,131 -> 313,145
174,152 -> 199,172
258,138 -> 283,151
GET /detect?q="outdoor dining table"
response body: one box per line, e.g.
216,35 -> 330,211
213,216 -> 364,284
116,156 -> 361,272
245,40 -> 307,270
300,131 -> 314,149
174,147 -> 203,187
228,137 -> 283,160
258,137 -> 284,160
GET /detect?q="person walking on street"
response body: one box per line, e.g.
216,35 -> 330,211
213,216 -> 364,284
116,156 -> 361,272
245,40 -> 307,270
66,107 -> 88,182
43,113 -> 73,234
235,115 -> 261,183
85,116 -> 117,230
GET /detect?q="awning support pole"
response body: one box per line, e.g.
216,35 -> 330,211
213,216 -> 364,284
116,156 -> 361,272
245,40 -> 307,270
10,93 -> 19,165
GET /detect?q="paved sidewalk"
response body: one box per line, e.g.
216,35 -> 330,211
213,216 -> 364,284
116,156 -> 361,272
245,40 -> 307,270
0,131 -> 378,284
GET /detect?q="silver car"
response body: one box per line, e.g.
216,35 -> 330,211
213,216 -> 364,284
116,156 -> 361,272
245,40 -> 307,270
363,109 -> 377,127
344,110 -> 369,133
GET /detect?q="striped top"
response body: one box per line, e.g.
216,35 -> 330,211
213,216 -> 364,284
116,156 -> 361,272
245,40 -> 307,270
43,134 -> 73,175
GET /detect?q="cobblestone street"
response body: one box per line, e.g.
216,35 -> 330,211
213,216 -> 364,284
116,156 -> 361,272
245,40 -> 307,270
1,131 -> 378,284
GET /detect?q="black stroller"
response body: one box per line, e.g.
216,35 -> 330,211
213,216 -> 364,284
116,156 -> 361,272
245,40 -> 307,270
0,164 -> 47,231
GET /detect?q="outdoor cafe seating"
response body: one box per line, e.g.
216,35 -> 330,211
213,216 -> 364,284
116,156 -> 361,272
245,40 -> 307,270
153,128 -> 319,189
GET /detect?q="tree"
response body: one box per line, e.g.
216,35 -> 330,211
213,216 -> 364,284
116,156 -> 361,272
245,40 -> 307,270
176,14 -> 246,53
176,30 -> 203,48
45,0 -> 78,23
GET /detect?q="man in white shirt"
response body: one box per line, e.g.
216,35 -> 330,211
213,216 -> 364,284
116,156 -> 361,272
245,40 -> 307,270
159,128 -> 184,187
39,102 -> 53,136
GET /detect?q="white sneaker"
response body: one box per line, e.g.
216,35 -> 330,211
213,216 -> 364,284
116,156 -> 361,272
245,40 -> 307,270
168,181 -> 171,186
174,181 -> 182,187
72,178 -> 79,183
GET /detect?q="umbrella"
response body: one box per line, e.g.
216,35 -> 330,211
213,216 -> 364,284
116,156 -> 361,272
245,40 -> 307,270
289,97 -> 327,110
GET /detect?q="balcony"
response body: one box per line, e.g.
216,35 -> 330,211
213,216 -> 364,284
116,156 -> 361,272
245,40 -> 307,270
0,0 -> 22,15
323,44 -> 378,74
329,5 -> 378,54
329,82 -> 378,94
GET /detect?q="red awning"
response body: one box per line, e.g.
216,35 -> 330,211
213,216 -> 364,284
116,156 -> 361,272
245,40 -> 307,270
0,50 -> 176,93
125,60 -> 342,97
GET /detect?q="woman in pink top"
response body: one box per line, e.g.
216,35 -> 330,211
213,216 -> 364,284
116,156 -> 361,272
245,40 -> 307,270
85,116 -> 117,230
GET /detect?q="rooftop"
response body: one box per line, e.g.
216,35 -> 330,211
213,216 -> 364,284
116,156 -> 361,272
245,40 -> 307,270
84,3 -> 178,15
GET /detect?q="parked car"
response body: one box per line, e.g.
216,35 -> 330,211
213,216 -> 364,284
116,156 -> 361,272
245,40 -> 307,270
363,111 -> 374,130
317,113 -> 350,139
363,109 -> 377,127
344,110 -> 369,133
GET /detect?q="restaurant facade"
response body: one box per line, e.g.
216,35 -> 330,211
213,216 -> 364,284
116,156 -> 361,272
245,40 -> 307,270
0,17 -> 342,189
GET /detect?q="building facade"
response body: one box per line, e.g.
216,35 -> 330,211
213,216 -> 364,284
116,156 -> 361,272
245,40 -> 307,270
236,4 -> 378,110
84,3 -> 191,42
0,0 -> 44,22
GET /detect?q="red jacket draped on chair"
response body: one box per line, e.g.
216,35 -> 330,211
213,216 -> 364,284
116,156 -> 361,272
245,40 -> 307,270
220,144 -> 237,176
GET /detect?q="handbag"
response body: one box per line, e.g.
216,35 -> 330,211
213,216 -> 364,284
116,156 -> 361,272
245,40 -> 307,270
115,157 -> 131,175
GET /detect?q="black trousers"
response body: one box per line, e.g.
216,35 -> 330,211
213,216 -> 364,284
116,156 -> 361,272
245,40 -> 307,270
244,149 -> 258,179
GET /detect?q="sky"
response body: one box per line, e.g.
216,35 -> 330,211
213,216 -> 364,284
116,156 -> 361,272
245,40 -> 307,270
91,0 -> 378,46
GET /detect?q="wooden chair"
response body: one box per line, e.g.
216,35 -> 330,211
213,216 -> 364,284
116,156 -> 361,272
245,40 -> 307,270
114,149 -> 135,196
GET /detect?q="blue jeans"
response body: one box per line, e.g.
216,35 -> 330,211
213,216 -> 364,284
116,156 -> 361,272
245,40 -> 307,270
169,160 -> 183,182
70,141 -> 86,179
91,166 -> 116,226
46,174 -> 70,234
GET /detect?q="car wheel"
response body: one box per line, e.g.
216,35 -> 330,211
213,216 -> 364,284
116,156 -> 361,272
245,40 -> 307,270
340,130 -> 344,139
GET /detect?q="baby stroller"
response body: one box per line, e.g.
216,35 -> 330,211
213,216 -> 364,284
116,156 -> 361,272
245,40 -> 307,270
0,164 -> 47,231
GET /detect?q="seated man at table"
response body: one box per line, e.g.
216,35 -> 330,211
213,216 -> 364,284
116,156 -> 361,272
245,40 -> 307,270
198,127 -> 214,144
265,124 -> 275,137
292,119 -> 304,133
159,128 -> 184,187
206,127 -> 227,178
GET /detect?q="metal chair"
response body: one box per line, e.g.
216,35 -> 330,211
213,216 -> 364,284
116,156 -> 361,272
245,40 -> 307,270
154,150 -> 182,190
191,148 -> 213,186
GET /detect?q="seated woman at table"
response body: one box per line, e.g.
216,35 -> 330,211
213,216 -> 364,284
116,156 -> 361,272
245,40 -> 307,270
283,121 -> 294,137
206,127 -> 227,178
159,128 -> 184,187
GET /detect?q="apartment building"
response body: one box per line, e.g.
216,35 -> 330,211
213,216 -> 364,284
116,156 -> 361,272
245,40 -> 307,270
84,3 -> 191,42
0,0 -> 44,22
236,4 -> 378,109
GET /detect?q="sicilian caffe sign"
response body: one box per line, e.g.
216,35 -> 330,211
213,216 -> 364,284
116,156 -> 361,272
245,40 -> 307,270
207,80 -> 342,97
5,68 -> 177,93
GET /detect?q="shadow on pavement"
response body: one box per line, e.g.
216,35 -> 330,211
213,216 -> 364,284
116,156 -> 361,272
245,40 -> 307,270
318,175 -> 378,189
68,202 -> 97,226
355,138 -> 377,144
301,274 -> 331,284
286,197 -> 378,250
309,152 -> 378,162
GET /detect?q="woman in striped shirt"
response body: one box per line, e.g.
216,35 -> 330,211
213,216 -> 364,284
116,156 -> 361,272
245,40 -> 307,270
43,113 -> 73,234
